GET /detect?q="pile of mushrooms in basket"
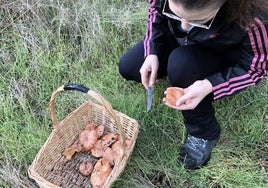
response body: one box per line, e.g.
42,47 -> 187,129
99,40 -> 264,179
62,122 -> 131,188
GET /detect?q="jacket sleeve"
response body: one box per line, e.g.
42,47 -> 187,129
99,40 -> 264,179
206,17 -> 268,100
144,0 -> 169,57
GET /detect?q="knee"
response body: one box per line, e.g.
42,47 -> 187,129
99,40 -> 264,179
118,56 -> 130,80
167,47 -> 197,87
118,55 -> 141,82
118,56 -> 128,79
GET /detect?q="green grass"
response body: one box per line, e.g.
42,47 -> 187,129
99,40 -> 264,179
1,0 -> 267,187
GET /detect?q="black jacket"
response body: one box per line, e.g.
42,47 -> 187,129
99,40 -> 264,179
144,0 -> 268,100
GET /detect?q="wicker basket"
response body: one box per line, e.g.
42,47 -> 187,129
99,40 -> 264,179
28,84 -> 140,188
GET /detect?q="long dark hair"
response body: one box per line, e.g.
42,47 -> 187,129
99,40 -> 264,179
172,0 -> 268,29
226,0 -> 268,29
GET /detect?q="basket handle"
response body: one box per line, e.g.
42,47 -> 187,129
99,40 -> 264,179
48,83 -> 126,148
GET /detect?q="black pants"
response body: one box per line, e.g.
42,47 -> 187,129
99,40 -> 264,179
119,40 -> 229,140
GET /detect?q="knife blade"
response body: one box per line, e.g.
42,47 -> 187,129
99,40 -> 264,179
146,87 -> 153,112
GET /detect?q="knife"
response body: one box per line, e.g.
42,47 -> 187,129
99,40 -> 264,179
146,87 -> 153,112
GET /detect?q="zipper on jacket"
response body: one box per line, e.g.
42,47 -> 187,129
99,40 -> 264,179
183,26 -> 193,45
184,35 -> 188,45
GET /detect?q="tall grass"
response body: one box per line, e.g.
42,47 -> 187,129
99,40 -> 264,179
1,0 -> 267,187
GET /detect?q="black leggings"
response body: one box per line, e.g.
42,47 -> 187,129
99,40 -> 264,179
119,40 -> 226,140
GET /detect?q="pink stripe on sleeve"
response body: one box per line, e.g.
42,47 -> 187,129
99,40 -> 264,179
248,20 -> 265,71
248,18 -> 268,81
214,75 -> 253,96
255,18 -> 268,71
144,0 -> 157,57
213,18 -> 268,100
214,82 -> 255,100
213,74 -> 250,91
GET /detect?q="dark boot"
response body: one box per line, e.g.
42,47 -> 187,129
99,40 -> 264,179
178,135 -> 218,170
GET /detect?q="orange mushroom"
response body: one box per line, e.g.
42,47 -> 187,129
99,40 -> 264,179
78,129 -> 99,152
95,125 -> 105,137
78,125 -> 104,152
91,140 -> 105,158
63,143 -> 82,161
102,147 -> 115,165
79,161 -> 94,176
90,158 -> 113,188
101,133 -> 119,147
165,87 -> 184,106
84,122 -> 97,131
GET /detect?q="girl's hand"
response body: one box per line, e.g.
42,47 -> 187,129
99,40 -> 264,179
139,54 -> 159,89
164,79 -> 213,110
